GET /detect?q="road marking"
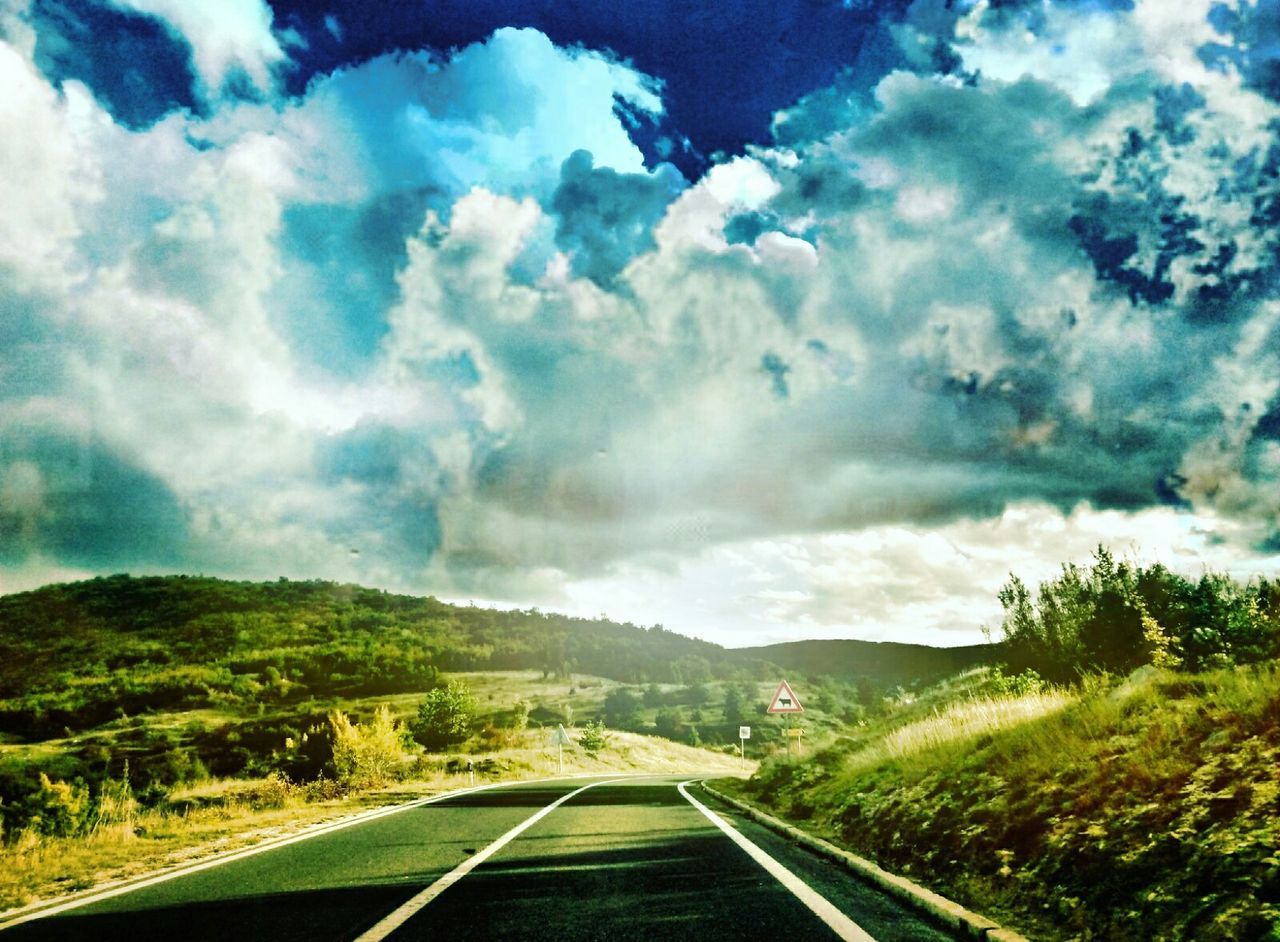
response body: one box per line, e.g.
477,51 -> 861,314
353,777 -> 625,942
677,781 -> 878,942
0,773 -> 655,932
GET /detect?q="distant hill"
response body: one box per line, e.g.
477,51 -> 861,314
0,574 -> 772,737
0,575 -> 998,739
736,638 -> 995,688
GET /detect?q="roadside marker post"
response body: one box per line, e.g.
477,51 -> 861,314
739,725 -> 750,770
552,723 -> 572,774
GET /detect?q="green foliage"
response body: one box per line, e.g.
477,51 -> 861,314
411,681 -> 475,750
722,687 -> 746,726
578,719 -> 608,755
653,707 -> 685,740
739,661 -> 1280,941
603,687 -> 642,729
509,698 -> 531,732
328,705 -> 406,790
987,667 -> 1044,697
27,773 -> 93,838
996,548 -> 1280,680
0,575 -> 778,743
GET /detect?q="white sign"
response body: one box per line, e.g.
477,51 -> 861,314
739,726 -> 751,740
766,679 -> 804,714
552,724 -> 572,746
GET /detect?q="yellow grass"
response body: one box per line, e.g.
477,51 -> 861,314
846,689 -> 1076,772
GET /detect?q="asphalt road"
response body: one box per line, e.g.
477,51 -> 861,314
2,776 -> 956,941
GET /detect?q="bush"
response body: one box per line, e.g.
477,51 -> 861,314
27,773 -> 92,838
329,705 -> 406,790
411,681 -> 475,750
578,720 -> 608,755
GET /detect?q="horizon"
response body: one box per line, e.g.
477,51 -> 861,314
3,0 -> 1280,648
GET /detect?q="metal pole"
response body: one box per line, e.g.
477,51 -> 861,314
740,738 -> 745,771
558,741 -> 563,775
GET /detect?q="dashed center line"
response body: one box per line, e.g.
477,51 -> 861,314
353,778 -> 624,941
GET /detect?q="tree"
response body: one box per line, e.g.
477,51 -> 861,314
603,687 -> 642,729
654,707 -> 684,739
684,682 -> 710,706
722,687 -> 745,727
411,681 -> 475,750
578,719 -> 608,754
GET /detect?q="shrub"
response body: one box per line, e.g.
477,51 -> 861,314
578,720 -> 608,755
510,698 -> 531,732
329,705 -> 406,790
28,773 -> 92,838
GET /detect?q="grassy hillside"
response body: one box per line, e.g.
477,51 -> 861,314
0,573 -> 779,741
719,663 -> 1280,941
738,638 -> 994,688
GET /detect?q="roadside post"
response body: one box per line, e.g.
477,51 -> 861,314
552,723 -> 572,774
738,725 -> 750,770
766,679 -> 804,759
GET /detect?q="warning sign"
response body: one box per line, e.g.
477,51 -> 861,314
766,680 -> 804,714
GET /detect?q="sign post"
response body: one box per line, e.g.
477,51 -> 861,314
738,726 -> 750,770
552,724 -> 572,774
765,680 -> 804,759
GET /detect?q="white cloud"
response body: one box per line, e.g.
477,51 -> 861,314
109,0 -> 285,96
558,503 -> 1280,647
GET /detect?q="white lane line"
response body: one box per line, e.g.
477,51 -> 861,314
0,780 -> 518,932
0,773 -> 650,932
677,781 -> 878,942
353,777 -> 624,942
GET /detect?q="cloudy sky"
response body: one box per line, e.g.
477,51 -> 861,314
3,0 -> 1280,648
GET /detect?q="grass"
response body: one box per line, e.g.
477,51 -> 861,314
847,688 -> 1075,773
720,663 -> 1280,942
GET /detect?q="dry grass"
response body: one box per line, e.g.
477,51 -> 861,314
839,688 -> 1075,773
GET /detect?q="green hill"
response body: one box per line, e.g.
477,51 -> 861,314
736,638 -> 994,688
0,574 -> 774,739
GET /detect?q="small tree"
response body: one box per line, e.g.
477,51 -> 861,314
579,719 -> 608,755
412,681 -> 476,750
722,687 -> 745,727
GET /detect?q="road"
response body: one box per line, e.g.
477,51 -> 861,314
2,776 -> 957,941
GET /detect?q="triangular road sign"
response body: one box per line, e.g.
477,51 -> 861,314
766,679 -> 804,714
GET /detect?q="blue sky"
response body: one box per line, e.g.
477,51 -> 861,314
2,0 -> 1280,647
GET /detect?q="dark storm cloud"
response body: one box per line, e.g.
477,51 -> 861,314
0,430 -> 187,567
24,0 -> 200,126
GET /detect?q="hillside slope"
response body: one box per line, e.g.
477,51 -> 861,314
721,664 -> 1280,941
737,638 -> 994,687
0,574 -> 773,737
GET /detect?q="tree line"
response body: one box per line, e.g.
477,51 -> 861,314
994,547 -> 1280,681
